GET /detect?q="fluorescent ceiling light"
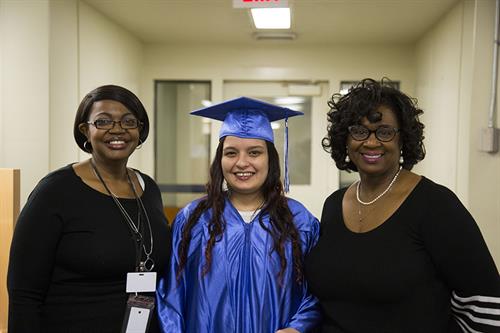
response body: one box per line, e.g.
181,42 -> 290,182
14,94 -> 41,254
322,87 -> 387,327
251,8 -> 291,29
274,97 -> 305,105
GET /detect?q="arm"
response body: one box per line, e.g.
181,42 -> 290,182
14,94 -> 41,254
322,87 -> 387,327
7,178 -> 64,333
156,209 -> 188,333
286,207 -> 322,333
422,185 -> 500,333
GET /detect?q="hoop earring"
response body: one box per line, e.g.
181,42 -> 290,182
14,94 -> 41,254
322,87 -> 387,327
399,150 -> 404,164
83,140 -> 92,153
136,139 -> 143,150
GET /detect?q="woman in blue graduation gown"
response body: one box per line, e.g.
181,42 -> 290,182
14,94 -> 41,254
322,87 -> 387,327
156,97 -> 321,333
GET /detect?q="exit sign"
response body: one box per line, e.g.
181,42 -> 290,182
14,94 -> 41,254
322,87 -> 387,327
233,0 -> 289,8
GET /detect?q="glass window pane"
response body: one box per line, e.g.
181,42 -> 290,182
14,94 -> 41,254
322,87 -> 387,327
155,81 -> 211,218
257,96 -> 311,185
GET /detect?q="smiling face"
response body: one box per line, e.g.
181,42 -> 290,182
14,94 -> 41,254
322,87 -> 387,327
79,100 -> 141,164
221,136 -> 269,198
347,105 -> 401,177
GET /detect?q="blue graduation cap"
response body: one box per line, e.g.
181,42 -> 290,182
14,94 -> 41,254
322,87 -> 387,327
191,96 -> 303,192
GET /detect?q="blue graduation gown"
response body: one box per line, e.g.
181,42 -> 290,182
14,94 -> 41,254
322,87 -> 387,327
157,197 -> 321,333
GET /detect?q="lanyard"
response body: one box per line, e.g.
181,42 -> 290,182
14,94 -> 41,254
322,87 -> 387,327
90,159 -> 154,272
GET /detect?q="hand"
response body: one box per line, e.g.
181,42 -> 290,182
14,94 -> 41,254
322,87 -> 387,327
275,328 -> 300,333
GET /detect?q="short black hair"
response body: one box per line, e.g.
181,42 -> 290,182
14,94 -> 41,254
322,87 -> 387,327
322,78 -> 425,171
73,85 -> 149,152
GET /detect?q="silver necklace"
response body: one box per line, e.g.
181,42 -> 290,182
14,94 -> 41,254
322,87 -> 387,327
356,167 -> 402,206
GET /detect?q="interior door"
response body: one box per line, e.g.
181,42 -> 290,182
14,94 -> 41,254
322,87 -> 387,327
222,81 -> 337,218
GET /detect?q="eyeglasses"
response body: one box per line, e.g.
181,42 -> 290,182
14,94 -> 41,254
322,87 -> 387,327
348,125 -> 399,142
87,118 -> 142,130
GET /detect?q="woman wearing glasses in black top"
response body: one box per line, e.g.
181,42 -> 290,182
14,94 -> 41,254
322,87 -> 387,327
7,85 -> 171,333
304,78 -> 500,332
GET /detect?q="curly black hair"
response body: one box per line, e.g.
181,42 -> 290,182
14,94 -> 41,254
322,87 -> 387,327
322,78 -> 425,171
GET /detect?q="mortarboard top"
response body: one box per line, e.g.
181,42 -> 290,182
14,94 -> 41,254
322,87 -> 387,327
190,96 -> 303,193
190,96 -> 303,143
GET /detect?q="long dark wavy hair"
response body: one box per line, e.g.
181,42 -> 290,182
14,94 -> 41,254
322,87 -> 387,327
176,137 -> 304,284
322,78 -> 425,171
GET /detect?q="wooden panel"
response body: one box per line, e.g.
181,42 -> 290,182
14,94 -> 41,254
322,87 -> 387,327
0,169 -> 20,333
163,206 -> 180,225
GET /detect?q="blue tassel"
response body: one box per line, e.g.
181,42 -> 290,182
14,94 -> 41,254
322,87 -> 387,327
284,117 -> 290,193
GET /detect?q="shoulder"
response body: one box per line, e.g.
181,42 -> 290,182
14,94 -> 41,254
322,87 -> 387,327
286,198 -> 320,250
180,197 -> 206,216
286,197 -> 320,229
326,186 -> 349,203
131,169 -> 157,188
32,164 -> 78,194
415,176 -> 462,205
286,197 -> 314,216
23,164 -> 78,209
322,186 -> 348,212
42,164 -> 76,181
414,177 -> 475,229
172,197 -> 207,230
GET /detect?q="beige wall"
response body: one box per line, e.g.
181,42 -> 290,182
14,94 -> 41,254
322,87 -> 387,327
0,0 -> 144,205
50,0 -> 79,170
467,0 -> 500,265
416,0 -> 500,264
140,44 -> 417,176
415,2 -> 465,193
0,0 -> 50,205
78,0 -> 144,166
0,0 -> 498,266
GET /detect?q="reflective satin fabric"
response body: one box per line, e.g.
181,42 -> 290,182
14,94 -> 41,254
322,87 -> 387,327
156,197 -> 321,333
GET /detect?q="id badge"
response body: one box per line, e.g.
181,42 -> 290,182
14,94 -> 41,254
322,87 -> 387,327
126,272 -> 157,293
121,294 -> 155,333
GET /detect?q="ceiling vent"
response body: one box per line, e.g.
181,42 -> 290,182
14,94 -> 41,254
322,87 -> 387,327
252,32 -> 297,41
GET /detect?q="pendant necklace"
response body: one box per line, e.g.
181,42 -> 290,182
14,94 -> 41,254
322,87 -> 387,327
356,167 -> 402,205
90,159 -> 155,272
357,203 -> 377,224
356,167 -> 402,224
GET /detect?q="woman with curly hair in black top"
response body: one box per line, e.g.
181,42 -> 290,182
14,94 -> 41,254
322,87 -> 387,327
305,78 -> 500,332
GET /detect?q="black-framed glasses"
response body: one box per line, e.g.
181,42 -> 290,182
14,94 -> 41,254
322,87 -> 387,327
87,118 -> 142,130
348,125 -> 399,142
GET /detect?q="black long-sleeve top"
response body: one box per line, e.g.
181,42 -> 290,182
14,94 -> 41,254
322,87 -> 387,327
305,177 -> 500,332
8,164 -> 171,333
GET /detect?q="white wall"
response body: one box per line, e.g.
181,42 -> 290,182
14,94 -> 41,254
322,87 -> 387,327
415,2 -> 465,194
0,0 -> 144,206
0,0 -> 50,203
140,44 -> 417,176
467,0 -> 500,265
78,0 -> 144,166
415,0 -> 500,264
1,0 -> 497,264
50,0 -> 79,170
